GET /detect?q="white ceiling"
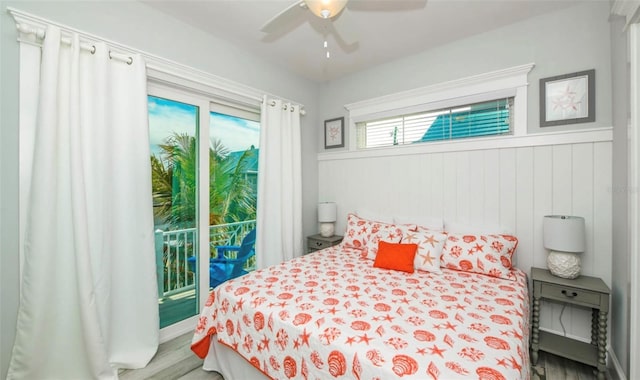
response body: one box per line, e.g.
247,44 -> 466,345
143,0 -> 584,83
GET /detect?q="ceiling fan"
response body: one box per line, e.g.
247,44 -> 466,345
260,0 -> 427,51
261,1 -> 348,34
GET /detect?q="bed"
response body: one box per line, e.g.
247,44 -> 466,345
191,215 -> 530,380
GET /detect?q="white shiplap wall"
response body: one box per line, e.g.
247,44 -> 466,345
318,138 -> 612,341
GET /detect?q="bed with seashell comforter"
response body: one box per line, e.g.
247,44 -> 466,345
190,243 -> 530,380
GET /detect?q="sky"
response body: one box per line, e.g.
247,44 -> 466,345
148,96 -> 260,157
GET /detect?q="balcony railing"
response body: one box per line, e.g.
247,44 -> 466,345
154,220 -> 256,298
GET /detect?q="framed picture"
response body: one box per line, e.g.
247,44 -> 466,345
324,117 -> 344,149
540,69 -> 595,127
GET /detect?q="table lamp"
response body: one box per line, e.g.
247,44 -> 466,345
543,215 -> 586,279
318,202 -> 337,237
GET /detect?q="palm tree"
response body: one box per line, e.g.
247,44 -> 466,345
151,132 -> 257,230
151,133 -> 198,228
151,133 -> 258,291
215,145 -> 257,224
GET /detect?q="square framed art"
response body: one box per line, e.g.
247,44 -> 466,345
540,69 -> 595,127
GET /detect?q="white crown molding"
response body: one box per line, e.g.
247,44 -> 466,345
344,63 -> 535,117
611,0 -> 640,28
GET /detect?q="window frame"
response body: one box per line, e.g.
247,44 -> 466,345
357,97 -> 515,148
344,63 -> 534,153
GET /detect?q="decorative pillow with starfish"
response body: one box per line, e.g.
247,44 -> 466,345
342,213 -> 405,260
400,226 -> 448,273
440,233 -> 519,280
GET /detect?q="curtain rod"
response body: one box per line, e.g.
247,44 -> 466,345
265,99 -> 307,116
9,7 -> 306,114
16,23 -> 133,65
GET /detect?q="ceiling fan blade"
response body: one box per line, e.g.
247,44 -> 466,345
327,21 -> 359,53
330,9 -> 358,46
347,0 -> 427,12
309,14 -> 359,54
260,0 -> 307,34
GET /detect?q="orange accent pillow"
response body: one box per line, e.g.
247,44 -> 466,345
373,241 -> 418,273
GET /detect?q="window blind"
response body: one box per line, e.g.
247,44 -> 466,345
358,98 -> 513,148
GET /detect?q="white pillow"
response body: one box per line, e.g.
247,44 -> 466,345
355,209 -> 394,224
444,220 -> 510,235
394,215 -> 443,231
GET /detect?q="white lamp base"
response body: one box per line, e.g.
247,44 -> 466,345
319,222 -> 334,237
547,251 -> 581,279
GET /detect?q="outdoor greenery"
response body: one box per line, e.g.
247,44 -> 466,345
151,132 -> 258,292
151,132 -> 257,228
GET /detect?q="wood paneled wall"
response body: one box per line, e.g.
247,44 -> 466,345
318,140 -> 612,341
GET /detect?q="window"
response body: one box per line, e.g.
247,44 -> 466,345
343,64 -> 535,154
357,98 -> 513,149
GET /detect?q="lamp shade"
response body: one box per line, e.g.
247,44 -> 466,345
543,215 -> 586,253
318,202 -> 337,223
304,0 -> 348,19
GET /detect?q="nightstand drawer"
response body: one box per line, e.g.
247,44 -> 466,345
307,234 -> 343,253
540,283 -> 601,307
310,239 -> 333,250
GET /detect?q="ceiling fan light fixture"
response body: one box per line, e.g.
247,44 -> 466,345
304,0 -> 348,19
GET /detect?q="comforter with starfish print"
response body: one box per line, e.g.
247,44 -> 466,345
191,245 -> 529,380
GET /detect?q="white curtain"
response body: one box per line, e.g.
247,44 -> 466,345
256,97 -> 303,269
8,25 -> 158,379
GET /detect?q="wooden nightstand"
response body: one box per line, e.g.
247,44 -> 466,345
307,234 -> 343,253
530,267 -> 610,380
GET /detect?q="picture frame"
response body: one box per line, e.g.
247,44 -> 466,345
540,69 -> 595,127
324,117 -> 345,149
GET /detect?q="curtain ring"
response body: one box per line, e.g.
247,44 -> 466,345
283,104 -> 288,111
127,57 -> 133,65
291,106 -> 295,112
270,100 -> 276,107
91,45 -> 96,55
108,50 -> 112,60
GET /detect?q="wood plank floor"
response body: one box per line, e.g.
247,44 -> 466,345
121,332 -> 607,379
532,350 -> 604,380
119,333 -> 221,380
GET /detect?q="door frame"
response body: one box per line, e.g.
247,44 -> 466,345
148,83 -> 211,342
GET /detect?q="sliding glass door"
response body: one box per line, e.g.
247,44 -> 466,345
148,83 -> 260,334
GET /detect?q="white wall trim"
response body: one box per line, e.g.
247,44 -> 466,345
609,348 -> 629,380
629,22 -> 640,380
318,127 -> 613,161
